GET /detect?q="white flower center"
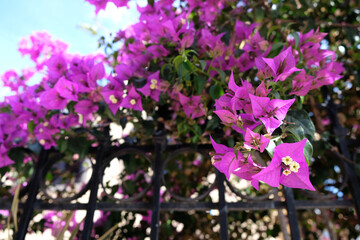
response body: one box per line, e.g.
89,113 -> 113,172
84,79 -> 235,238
282,156 -> 293,165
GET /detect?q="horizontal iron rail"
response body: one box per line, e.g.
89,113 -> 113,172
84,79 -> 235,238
0,199 -> 353,211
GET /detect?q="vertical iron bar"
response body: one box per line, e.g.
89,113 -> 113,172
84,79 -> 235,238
150,124 -> 166,240
81,127 -> 109,240
217,171 -> 228,240
284,187 -> 301,240
322,87 -> 360,221
274,189 -> 291,240
15,149 -> 49,240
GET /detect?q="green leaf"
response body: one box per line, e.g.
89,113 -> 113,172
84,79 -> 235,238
184,49 -> 198,56
269,90 -> 281,99
209,84 -> 224,100
194,75 -> 207,95
192,135 -> 200,143
147,0 -> 154,6
199,60 -> 207,71
183,60 -> 193,72
267,26 -> 282,39
46,172 -> 53,181
292,32 -> 300,48
0,106 -> 11,113
252,124 -> 264,134
285,124 -> 305,141
27,120 -> 35,134
227,137 -> 235,148
303,139 -> 313,165
173,55 -> 183,71
216,69 -> 226,82
160,64 -> 174,82
267,42 -> 284,58
68,137 -> 90,159
285,110 -> 315,141
296,96 -> 304,109
178,62 -> 191,79
177,121 -> 189,135
8,148 -> 25,169
66,101 -> 77,114
206,115 -> 220,130
58,138 -> 68,153
192,124 -> 202,136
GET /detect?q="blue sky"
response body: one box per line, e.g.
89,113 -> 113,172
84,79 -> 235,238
0,0 -> 145,98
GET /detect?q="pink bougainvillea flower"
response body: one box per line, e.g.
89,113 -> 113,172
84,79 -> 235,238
249,94 -> 295,134
301,44 -> 324,68
39,88 -> 68,110
101,89 -> 123,115
74,100 -> 99,126
88,62 -> 105,88
111,0 -> 129,8
299,28 -> 327,44
210,136 -> 242,180
252,139 -> 315,191
180,33 -> 195,50
233,20 -> 258,43
289,70 -> 313,96
49,114 -> 78,130
46,54 -> 67,73
255,81 -> 271,97
137,71 -> 169,102
178,93 -> 205,119
213,110 -> 260,135
198,29 -> 225,55
6,127 -> 28,148
227,72 -> 254,112
256,47 -> 300,82
115,64 -> 133,82
243,31 -> 269,54
233,155 -> 263,190
215,72 -> 253,113
243,128 -> 270,153
54,77 -> 79,101
1,70 -> 30,92
0,145 -> 14,168
35,130 -> 57,150
86,0 -> 129,14
46,54 -> 68,83
120,86 -> 143,111
18,32 -> 68,68
310,62 -> 344,90
147,45 -> 170,59
213,109 -> 237,125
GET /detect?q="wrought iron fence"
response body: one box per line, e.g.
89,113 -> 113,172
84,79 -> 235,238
0,87 -> 359,240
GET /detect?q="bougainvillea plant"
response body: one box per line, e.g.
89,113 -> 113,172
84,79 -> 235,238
1,0 -> 355,238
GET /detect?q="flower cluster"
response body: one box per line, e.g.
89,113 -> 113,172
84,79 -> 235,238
210,68 -> 315,190
210,27 -> 343,190
0,0 -> 353,239
85,0 -> 130,14
0,0 -> 343,191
